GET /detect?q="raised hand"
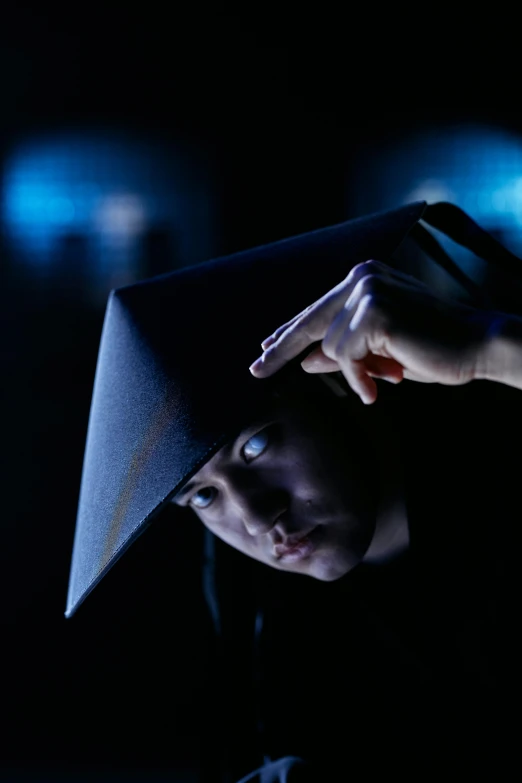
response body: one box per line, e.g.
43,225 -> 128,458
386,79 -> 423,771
249,260 -> 497,405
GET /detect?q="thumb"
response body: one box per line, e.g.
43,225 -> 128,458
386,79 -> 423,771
300,345 -> 339,373
363,353 -> 404,383
301,346 -> 405,383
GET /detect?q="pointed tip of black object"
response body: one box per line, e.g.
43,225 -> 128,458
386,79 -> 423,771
65,201 -> 427,617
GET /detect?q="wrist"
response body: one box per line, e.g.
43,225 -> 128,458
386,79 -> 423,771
475,311 -> 522,387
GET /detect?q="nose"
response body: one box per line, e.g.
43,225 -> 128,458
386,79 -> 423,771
225,468 -> 288,537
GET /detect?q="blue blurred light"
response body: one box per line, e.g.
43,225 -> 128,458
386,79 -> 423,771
349,124 -> 522,259
346,124 -> 522,295
1,131 -> 214,291
47,196 -> 76,224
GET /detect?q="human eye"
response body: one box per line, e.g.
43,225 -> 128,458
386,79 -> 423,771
241,427 -> 271,462
190,487 -> 217,510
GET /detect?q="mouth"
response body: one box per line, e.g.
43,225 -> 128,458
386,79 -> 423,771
275,527 -> 320,563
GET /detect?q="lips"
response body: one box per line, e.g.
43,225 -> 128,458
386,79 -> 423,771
274,528 -> 318,561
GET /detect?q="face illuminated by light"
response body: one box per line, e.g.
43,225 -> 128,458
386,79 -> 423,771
172,386 -> 388,581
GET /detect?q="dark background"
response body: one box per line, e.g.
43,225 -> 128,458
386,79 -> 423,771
1,3 -> 521,781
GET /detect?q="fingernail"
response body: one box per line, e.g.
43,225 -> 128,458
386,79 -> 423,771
301,359 -> 320,372
249,357 -> 264,374
261,336 -> 275,350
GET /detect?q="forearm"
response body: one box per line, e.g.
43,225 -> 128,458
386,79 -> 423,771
476,312 -> 522,391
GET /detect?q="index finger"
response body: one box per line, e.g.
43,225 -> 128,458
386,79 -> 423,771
260,303 -> 315,350
249,276 -> 353,378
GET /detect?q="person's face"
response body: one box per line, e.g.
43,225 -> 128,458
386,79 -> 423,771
172,390 -> 381,581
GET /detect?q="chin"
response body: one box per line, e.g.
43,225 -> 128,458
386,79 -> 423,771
311,570 -> 345,583
309,555 -> 356,582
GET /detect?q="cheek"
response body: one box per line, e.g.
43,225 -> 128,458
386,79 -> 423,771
200,516 -> 254,557
289,444 -> 348,505
317,438 -> 376,511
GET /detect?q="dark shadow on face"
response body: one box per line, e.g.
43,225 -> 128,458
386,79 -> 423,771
172,379 -> 382,581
